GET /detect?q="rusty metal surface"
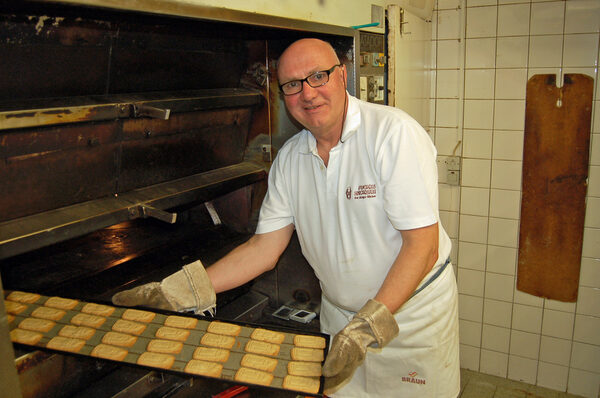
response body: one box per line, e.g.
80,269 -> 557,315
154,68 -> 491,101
15,351 -> 115,398
0,3 -> 267,229
0,103 -> 128,131
0,1 -> 355,227
0,2 -> 355,105
0,162 -> 266,259
0,3 -> 249,102
15,350 -> 53,374
110,33 -> 246,94
0,122 -> 120,222
517,74 -> 593,302
0,9 -> 114,102
118,108 -> 254,192
0,89 -> 261,131
0,91 -> 261,221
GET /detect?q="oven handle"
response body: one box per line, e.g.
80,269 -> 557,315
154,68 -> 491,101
133,103 -> 171,120
137,205 -> 177,224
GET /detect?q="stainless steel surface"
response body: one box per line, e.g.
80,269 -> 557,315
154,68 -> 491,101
216,290 -> 269,323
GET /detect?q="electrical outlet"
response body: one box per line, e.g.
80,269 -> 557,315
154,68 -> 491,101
447,170 -> 460,185
440,156 -> 460,185
446,156 -> 460,171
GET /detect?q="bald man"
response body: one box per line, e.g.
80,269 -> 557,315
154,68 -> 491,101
114,38 -> 459,397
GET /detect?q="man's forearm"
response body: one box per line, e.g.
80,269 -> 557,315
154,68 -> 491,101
206,224 -> 294,294
374,223 -> 439,313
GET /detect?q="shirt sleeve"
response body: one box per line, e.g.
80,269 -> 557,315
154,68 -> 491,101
378,117 -> 439,231
255,151 -> 295,234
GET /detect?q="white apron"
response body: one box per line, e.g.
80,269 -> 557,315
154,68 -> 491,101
320,264 -> 460,398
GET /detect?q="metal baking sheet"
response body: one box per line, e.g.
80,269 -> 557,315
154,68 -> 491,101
5,291 -> 329,397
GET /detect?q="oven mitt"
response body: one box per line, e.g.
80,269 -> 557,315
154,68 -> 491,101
111,260 -> 216,316
322,299 -> 399,394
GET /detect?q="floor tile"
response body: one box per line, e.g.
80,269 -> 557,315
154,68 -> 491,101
494,384 -> 529,397
458,368 -> 587,398
460,383 -> 495,398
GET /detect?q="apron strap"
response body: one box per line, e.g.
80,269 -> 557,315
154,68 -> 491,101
409,257 -> 451,299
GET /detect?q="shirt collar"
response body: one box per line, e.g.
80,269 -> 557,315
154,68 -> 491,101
340,94 -> 360,143
299,93 -> 361,154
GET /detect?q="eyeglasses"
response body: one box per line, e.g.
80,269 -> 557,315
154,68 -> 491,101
279,64 -> 342,96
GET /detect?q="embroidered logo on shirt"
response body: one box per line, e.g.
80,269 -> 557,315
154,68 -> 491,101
402,371 -> 426,385
352,184 -> 377,200
345,187 -> 352,199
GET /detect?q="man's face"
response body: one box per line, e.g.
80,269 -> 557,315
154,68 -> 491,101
277,40 -> 347,136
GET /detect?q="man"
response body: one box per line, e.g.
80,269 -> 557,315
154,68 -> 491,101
113,38 -> 459,397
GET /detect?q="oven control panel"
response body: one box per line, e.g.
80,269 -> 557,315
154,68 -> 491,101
359,32 -> 386,105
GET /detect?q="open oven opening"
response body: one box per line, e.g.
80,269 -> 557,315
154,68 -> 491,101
1,2 -> 355,396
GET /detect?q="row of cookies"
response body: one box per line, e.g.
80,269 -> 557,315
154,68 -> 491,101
9,310 -> 323,366
201,321 -> 323,394
5,292 -> 326,394
236,328 -> 325,393
6,292 -> 328,364
9,310 -> 323,393
6,292 -> 324,351
6,291 -> 200,331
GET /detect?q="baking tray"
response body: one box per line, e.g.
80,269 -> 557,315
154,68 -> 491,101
4,291 -> 329,397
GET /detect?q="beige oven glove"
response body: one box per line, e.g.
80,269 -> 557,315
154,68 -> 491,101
112,260 -> 216,316
322,299 -> 399,394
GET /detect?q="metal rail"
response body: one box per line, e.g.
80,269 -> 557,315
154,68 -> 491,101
0,162 -> 266,259
0,89 -> 262,131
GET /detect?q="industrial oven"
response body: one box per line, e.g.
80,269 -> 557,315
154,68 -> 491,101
0,1 -> 359,396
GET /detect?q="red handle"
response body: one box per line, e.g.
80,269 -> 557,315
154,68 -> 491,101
211,385 -> 249,398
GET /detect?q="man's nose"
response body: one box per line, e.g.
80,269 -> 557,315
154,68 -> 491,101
300,81 -> 317,99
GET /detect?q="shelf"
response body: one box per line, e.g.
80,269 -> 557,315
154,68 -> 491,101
0,161 -> 266,259
0,88 -> 263,131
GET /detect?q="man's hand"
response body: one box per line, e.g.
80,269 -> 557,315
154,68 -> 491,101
112,260 -> 216,315
322,299 -> 399,394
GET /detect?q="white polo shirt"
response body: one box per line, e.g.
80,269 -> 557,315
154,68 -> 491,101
256,94 -> 451,312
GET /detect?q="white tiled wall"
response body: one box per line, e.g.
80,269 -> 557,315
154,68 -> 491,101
430,0 -> 600,396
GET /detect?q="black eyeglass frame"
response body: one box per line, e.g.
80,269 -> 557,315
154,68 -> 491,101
278,64 -> 343,96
